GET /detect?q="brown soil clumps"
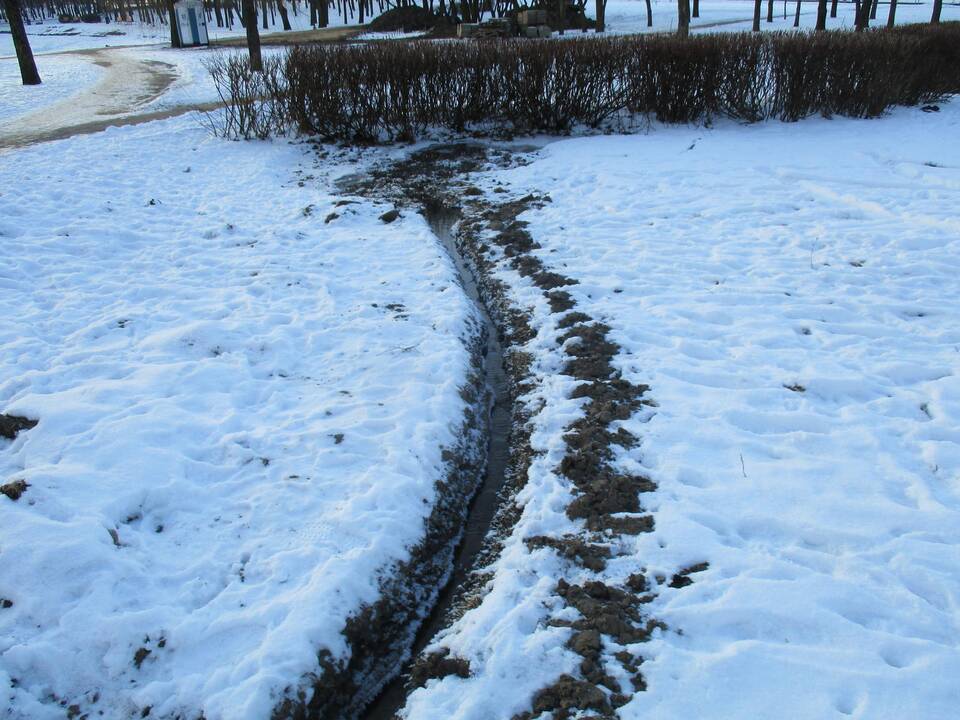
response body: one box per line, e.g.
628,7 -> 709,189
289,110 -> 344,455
0,479 -> 29,501
409,648 -> 470,689
0,414 -> 37,440
668,562 -> 710,589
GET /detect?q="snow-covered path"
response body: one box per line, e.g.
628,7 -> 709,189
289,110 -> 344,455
0,48 -> 182,148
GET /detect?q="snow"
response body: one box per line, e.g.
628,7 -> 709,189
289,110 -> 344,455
0,11 -> 356,57
0,117 -> 480,719
0,53 -> 104,123
400,102 -> 960,718
600,0 -> 951,35
354,30 -> 430,40
129,47 -> 287,113
3,0 -> 954,59
2,6 -> 960,716
0,46 -> 287,151
0,21 -> 173,56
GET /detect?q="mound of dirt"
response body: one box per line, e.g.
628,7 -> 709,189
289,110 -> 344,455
367,6 -> 452,33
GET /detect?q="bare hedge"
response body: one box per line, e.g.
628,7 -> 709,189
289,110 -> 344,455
209,23 -> 960,141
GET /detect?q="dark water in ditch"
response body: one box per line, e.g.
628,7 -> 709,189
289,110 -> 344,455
361,206 -> 512,720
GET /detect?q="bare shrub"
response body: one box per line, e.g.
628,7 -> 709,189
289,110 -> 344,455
211,22 -> 960,141
205,52 -> 289,140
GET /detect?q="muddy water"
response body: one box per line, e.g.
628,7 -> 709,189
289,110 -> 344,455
361,205 -> 512,720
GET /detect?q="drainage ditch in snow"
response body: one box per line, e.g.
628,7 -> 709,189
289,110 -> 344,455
361,204 -> 514,720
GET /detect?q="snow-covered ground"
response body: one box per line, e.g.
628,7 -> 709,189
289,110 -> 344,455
603,0 -> 952,35
119,46 -> 285,113
0,53 -> 104,123
0,11 -> 354,57
2,3 -> 959,716
0,46 -> 277,146
0,117 -> 482,719
401,102 -> 960,718
0,20 -> 173,56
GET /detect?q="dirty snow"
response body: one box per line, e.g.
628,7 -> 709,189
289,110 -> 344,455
0,47 -> 275,145
0,53 -> 104,123
0,116 -> 479,719
402,102 -> 960,718
136,47 -> 289,114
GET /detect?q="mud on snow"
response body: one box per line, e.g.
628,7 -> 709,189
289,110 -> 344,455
330,142 -> 710,720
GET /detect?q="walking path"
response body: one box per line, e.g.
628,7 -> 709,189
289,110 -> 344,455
0,47 -> 181,149
0,23 -> 367,150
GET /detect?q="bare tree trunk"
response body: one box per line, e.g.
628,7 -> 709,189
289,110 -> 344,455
692,0 -> 698,18
242,0 -> 262,70
594,0 -> 605,31
830,0 -> 837,16
645,0 -> 652,26
855,0 -> 869,29
753,0 -> 762,30
815,0 -> 826,29
319,0 -> 328,26
767,0 -> 773,21
166,0 -> 181,46
277,0 -> 291,27
886,0 -> 896,26
2,0 -> 41,85
793,0 -> 800,26
677,0 -> 689,36
869,0 -> 877,19
931,0 -> 942,23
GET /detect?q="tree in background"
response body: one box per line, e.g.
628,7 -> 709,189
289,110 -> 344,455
815,0 -> 827,29
753,0 -> 762,31
2,0 -> 41,85
277,0 -> 291,29
931,0 -> 942,23
855,0 -> 870,29
242,0 -> 262,70
166,0 -> 181,47
645,0 -> 652,26
887,0 -> 897,26
677,0 -> 689,36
